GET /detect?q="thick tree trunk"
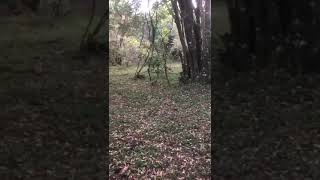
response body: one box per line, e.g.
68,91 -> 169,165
226,0 -> 241,41
258,0 -> 272,66
178,0 -> 199,76
202,0 -> 211,79
171,0 -> 210,82
170,0 -> 191,79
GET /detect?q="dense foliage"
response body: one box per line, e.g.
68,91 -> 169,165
109,0 -> 211,83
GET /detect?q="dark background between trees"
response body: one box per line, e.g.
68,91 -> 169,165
214,0 -> 320,179
217,0 -> 320,73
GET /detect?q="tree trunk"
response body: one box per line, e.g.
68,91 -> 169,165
170,0 -> 191,79
171,0 -> 209,82
202,0 -> 211,79
178,0 -> 199,76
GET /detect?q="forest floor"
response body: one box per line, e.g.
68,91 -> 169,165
0,16 -> 106,179
109,65 -> 211,179
214,67 -> 320,179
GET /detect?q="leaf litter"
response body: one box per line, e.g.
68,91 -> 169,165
214,67 -> 320,179
109,66 -> 211,179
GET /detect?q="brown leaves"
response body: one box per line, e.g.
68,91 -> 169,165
215,68 -> 320,179
119,164 -> 129,175
110,66 -> 211,178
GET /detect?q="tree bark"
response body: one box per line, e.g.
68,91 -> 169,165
171,0 -> 209,81
201,0 -> 211,79
170,0 -> 191,79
